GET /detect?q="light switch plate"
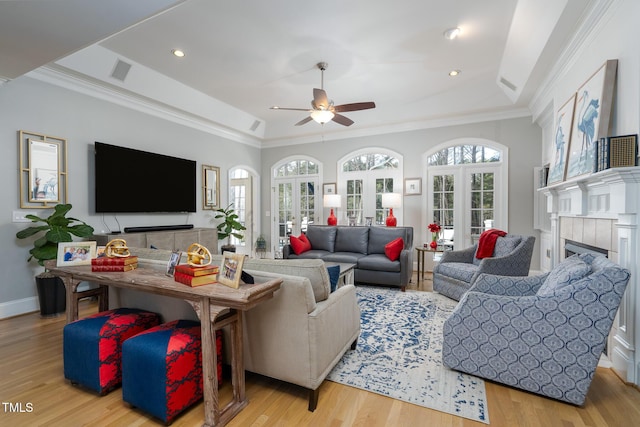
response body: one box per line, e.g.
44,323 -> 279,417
12,210 -> 31,223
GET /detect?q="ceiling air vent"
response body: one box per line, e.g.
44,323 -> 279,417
499,76 -> 517,92
111,59 -> 132,82
249,120 -> 261,131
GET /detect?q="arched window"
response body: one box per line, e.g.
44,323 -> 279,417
424,139 -> 508,249
338,149 -> 403,225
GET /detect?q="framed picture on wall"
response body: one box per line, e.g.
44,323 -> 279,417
323,183 -> 336,195
404,178 -> 422,195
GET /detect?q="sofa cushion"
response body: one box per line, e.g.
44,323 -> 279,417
334,227 -> 369,254
537,255 -> 591,296
290,233 -> 311,255
368,227 -> 407,254
322,252 -> 367,264
384,237 -> 404,261
357,254 -> 401,272
305,226 -> 337,252
435,262 -> 479,282
287,249 -> 330,260
326,265 -> 340,292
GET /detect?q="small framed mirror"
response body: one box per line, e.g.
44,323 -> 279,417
19,130 -> 67,209
203,165 -> 220,210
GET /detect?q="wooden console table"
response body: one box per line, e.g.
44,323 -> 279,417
45,260 -> 282,427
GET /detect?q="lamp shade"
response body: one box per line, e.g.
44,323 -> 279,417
381,192 -> 401,208
323,194 -> 341,208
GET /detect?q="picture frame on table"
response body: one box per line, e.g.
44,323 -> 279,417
547,94 -> 576,185
56,241 -> 97,266
566,59 -> 618,179
166,250 -> 182,276
218,252 -> 245,289
404,178 -> 422,195
323,183 -> 336,195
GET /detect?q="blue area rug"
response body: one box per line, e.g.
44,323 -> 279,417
327,286 -> 489,423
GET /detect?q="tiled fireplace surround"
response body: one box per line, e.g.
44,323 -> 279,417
541,167 -> 640,387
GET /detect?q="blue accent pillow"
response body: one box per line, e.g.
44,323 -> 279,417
326,265 -> 341,293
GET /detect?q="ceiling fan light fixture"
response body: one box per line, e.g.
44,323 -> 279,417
443,27 -> 461,40
310,109 -> 335,124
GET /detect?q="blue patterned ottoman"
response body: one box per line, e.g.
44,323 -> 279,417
122,320 -> 222,424
63,308 -> 161,394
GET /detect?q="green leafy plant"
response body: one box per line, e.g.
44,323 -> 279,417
16,203 -> 95,266
214,203 -> 246,246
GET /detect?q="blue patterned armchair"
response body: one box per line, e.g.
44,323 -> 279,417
433,234 -> 535,301
442,253 -> 630,405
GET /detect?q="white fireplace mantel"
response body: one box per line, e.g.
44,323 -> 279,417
539,166 -> 640,386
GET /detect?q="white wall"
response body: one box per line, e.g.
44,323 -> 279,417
261,116 -> 542,268
0,76 -> 261,316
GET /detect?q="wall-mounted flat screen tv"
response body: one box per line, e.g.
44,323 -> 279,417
95,142 -> 196,213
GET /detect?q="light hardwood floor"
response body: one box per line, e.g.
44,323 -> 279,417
1,274 -> 639,427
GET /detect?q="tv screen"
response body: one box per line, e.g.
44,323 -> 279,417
95,142 -> 196,213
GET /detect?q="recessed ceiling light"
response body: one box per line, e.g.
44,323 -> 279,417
449,69 -> 461,77
443,27 -> 461,40
171,49 -> 185,58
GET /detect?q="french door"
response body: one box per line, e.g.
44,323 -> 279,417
273,177 -> 319,254
427,163 -> 503,249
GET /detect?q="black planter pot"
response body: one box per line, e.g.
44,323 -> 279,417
221,245 -> 236,253
36,275 -> 66,317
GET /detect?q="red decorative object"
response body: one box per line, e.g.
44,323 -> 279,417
384,237 -> 404,261
429,240 -> 438,249
290,233 -> 311,255
385,208 -> 397,227
327,208 -> 337,225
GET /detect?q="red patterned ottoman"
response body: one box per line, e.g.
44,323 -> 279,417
121,320 -> 222,424
63,308 -> 161,394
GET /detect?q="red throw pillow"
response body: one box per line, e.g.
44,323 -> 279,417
290,233 -> 311,255
384,237 -> 404,261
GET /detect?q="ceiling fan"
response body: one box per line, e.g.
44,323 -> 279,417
270,62 -> 376,127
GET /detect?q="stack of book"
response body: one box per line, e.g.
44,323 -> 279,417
173,264 -> 219,287
91,255 -> 138,272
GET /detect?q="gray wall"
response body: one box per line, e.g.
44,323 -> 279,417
261,116 -> 542,268
0,76 -> 260,314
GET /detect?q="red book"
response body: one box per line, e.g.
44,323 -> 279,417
92,263 -> 137,272
174,271 -> 217,287
91,256 -> 138,266
174,264 -> 219,277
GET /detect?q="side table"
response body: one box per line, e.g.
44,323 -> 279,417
415,247 -> 443,281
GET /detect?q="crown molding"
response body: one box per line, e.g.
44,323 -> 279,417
261,108 -> 532,148
27,65 -> 263,148
529,0 -> 617,122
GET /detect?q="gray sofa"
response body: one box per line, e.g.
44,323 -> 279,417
283,225 -> 413,290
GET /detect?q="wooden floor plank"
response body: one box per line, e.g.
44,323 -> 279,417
1,275 -> 639,426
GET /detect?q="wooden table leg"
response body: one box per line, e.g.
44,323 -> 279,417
199,300 -> 248,427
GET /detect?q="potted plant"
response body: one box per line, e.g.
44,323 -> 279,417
16,203 -> 94,316
214,203 -> 246,253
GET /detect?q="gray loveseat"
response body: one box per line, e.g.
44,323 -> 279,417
283,225 -> 413,290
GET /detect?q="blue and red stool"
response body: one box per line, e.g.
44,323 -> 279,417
121,319 -> 222,424
63,308 -> 161,394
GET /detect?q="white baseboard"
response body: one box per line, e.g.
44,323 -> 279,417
0,297 -> 39,319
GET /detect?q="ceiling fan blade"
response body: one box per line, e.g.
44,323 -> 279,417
332,113 -> 354,127
313,88 -> 329,109
333,102 -> 376,113
294,116 -> 314,126
270,106 -> 311,112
